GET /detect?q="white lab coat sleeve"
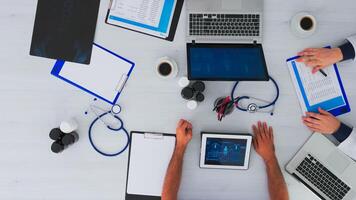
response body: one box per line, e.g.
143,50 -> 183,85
338,129 -> 356,160
347,34 -> 356,58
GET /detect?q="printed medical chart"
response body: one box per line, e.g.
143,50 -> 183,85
111,0 -> 165,27
287,59 -> 347,114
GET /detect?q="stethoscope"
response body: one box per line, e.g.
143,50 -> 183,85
231,76 -> 280,115
87,103 -> 130,157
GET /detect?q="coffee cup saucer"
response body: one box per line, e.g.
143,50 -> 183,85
155,57 -> 179,79
290,12 -> 317,38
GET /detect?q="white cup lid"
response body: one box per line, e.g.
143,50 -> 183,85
178,77 -> 190,87
187,100 -> 198,110
60,119 -> 78,133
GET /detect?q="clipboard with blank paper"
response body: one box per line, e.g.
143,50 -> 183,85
286,55 -> 350,116
51,43 -> 135,105
126,131 -> 176,200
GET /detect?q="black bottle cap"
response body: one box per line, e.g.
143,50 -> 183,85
181,87 -> 194,100
51,141 -> 64,153
62,134 -> 75,145
192,81 -> 205,92
49,128 -> 64,141
195,92 -> 205,102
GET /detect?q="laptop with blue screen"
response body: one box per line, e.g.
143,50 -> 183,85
186,0 -> 268,81
187,43 -> 269,81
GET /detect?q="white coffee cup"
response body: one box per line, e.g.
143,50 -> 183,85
290,12 -> 317,38
155,57 -> 178,79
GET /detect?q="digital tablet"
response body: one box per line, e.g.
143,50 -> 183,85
200,132 -> 252,170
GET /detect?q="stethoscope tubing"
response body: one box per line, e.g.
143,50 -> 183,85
88,111 -> 130,157
230,76 -> 280,112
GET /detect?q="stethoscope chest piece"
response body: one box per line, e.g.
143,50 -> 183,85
247,103 -> 258,113
111,104 -> 122,115
231,76 -> 280,116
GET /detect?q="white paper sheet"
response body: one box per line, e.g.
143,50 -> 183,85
127,133 -> 175,196
58,45 -> 133,102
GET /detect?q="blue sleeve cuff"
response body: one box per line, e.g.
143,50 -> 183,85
339,41 -> 355,61
333,123 -> 353,143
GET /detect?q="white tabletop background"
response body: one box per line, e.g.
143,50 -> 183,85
1,0 -> 356,199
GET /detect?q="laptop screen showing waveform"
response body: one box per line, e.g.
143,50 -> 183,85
187,43 -> 269,81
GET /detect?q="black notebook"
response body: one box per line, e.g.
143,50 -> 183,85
30,0 -> 100,64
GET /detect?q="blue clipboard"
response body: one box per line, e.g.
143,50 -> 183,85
51,43 -> 135,105
286,54 -> 350,116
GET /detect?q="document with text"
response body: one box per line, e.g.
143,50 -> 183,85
287,57 -> 349,116
106,0 -> 177,39
111,0 -> 165,27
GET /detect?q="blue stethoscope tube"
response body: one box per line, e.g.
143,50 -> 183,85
88,111 -> 130,157
230,76 -> 280,115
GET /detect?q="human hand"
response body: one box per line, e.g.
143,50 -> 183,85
296,48 -> 343,73
302,108 -> 341,134
176,119 -> 193,150
252,122 -> 276,163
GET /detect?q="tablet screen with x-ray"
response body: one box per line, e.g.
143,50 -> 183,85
187,43 -> 269,81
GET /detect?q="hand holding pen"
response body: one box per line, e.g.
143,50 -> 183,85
296,48 -> 343,74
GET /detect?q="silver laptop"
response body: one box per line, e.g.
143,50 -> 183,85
286,133 -> 356,200
186,0 -> 263,43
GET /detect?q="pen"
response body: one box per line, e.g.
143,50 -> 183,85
319,69 -> 327,77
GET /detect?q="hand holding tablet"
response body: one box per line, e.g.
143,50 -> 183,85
199,122 -> 279,170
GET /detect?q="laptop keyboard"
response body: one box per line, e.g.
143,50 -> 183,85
189,13 -> 260,37
296,154 -> 351,200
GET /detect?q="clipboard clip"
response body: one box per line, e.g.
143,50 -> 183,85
144,133 -> 164,139
116,74 -> 128,93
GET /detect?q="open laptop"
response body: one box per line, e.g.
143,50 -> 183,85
186,0 -> 268,81
286,133 -> 356,200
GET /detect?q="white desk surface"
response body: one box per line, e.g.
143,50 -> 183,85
1,0 -> 356,199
